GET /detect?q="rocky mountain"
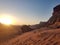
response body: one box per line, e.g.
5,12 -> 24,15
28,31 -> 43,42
32,5 -> 60,29
46,5 -> 60,28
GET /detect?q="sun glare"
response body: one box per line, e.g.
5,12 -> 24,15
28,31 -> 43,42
0,15 -> 14,25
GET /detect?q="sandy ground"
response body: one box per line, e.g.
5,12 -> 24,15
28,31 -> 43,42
0,28 -> 60,45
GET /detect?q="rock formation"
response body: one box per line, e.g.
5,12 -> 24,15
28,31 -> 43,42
31,5 -> 60,29
46,5 -> 60,28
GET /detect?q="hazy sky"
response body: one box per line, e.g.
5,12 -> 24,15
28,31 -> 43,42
0,0 -> 60,25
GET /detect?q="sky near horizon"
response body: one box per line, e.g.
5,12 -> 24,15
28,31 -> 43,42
0,0 -> 60,25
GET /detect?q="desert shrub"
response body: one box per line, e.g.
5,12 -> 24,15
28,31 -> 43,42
21,25 -> 33,33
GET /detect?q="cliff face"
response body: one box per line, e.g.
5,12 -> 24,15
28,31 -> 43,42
46,5 -> 60,28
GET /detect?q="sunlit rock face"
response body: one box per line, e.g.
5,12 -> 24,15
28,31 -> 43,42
47,5 -> 60,28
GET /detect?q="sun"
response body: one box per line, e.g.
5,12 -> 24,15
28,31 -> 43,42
0,15 -> 13,25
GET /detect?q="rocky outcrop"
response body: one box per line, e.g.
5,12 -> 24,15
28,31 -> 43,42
21,25 -> 33,33
30,5 -> 60,29
30,22 -> 46,29
46,5 -> 60,28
